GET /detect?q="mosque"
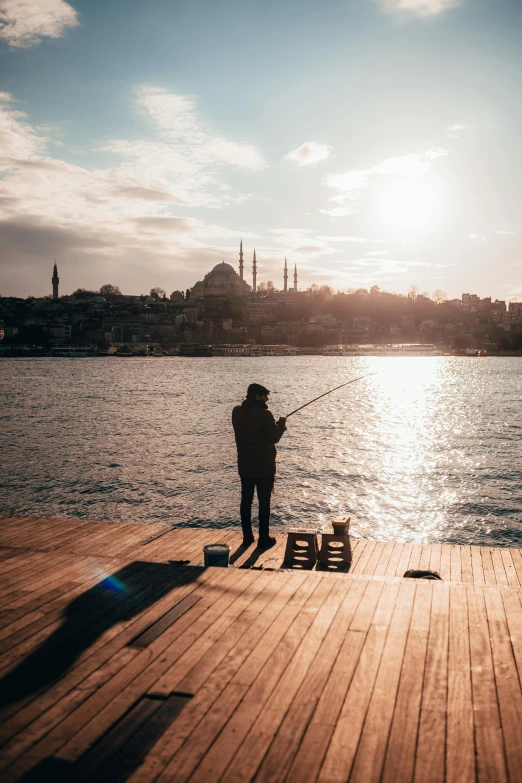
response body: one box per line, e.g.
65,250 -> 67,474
174,241 -> 298,302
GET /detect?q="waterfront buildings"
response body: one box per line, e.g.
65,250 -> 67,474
0,248 -> 520,354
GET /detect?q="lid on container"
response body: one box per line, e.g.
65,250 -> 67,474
203,543 -> 230,553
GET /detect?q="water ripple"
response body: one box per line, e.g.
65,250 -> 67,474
0,356 -> 521,545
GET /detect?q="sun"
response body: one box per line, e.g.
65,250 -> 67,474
375,175 -> 446,235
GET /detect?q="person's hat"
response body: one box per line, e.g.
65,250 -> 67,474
247,383 -> 270,398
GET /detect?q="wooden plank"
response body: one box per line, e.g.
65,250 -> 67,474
87,694 -> 192,783
0,561 -> 197,726
253,580 -> 368,783
148,570 -> 280,698
151,577 -> 333,783
174,572 -> 291,695
382,581 -> 432,783
509,548 -> 522,586
467,587 -> 507,783
446,584 -> 475,783
407,544 -> 422,572
212,579 -> 353,783
284,630 -> 366,783
350,580 -> 416,783
0,566 -> 211,749
484,586 -> 522,782
428,543 -> 442,577
373,542 -> 395,577
0,550 -> 49,578
501,588 -> 522,683
362,541 -> 386,577
384,543 -> 404,578
316,582 -> 400,783
480,548 -> 497,586
350,579 -> 385,633
500,549 -> 520,587
471,546 -> 485,586
0,566 -> 234,778
414,583 -> 449,783
350,540 -> 377,575
419,544 -> 432,572
460,546 -> 474,584
37,568 -> 247,752
449,545 -> 462,583
129,594 -> 202,648
124,572 -> 312,783
396,543 -> 413,578
0,552 -> 74,597
0,556 -> 147,664
490,548 -> 508,586
438,545 -> 451,582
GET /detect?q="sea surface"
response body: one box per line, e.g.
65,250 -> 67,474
1,357 -> 521,546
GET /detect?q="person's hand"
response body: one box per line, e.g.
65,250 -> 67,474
278,416 -> 287,429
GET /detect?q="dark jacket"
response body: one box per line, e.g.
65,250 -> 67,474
232,400 -> 286,477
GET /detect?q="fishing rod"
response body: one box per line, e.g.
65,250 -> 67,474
285,370 -> 384,418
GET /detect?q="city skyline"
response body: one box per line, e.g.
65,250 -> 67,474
1,0 -> 522,300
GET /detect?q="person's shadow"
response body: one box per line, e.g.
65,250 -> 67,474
0,561 -> 202,710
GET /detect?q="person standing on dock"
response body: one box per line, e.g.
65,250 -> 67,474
232,383 -> 287,550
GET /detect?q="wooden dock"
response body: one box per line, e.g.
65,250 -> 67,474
0,515 -> 521,782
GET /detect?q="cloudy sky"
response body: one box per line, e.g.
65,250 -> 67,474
0,0 -> 521,299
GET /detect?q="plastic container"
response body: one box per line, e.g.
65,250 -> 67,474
203,543 -> 230,568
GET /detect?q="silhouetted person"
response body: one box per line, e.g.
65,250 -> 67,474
232,383 -> 287,550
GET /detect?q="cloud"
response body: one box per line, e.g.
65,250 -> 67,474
110,185 -> 189,204
319,207 -> 353,217
323,148 -> 448,212
0,0 -> 79,48
373,0 -> 460,17
134,87 -> 265,171
0,88 -> 267,295
284,142 -> 332,167
445,123 -> 466,139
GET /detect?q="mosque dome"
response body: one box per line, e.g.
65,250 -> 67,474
211,262 -> 235,273
191,258 -> 251,299
170,290 -> 184,301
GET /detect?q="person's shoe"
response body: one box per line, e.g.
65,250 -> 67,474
242,533 -> 255,547
258,536 -> 276,551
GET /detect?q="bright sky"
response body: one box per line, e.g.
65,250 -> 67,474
0,0 -> 521,299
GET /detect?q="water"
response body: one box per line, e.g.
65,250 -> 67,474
1,357 -> 521,546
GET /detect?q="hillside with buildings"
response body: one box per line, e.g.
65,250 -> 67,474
1,246 -> 521,355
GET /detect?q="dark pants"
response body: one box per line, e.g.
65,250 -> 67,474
240,476 -> 275,540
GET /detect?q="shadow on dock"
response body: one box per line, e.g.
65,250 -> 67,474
0,561 -> 202,709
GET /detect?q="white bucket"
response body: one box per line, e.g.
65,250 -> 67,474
203,543 -> 230,568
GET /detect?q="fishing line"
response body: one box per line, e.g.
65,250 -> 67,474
285,370 -> 385,418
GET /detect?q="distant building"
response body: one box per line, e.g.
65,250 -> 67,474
52,262 -> 59,300
191,261 -> 252,300
190,243 -> 299,302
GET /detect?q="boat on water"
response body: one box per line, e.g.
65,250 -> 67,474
177,344 -> 213,357
322,343 -> 442,356
212,344 -> 301,356
50,346 -> 96,357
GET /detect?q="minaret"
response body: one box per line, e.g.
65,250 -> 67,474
239,239 -> 244,280
293,263 -> 298,292
52,261 -> 59,300
283,258 -> 288,293
252,249 -> 257,293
